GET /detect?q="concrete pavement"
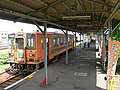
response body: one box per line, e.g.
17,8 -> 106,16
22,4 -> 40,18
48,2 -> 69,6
7,44 -> 106,90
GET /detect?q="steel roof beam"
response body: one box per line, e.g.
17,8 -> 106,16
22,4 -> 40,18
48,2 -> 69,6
101,0 -> 109,18
56,21 -> 101,24
33,20 -> 44,34
28,0 -> 67,15
104,1 -> 120,25
112,21 -> 120,33
35,0 -> 64,20
4,0 -> 35,11
5,0 -> 60,22
14,0 -> 66,22
76,30 -> 99,32
89,0 -> 115,7
77,0 -> 83,10
0,8 -> 77,32
48,9 -> 106,14
90,1 -> 94,20
63,2 -> 70,10
77,0 -> 85,10
36,0 -> 59,12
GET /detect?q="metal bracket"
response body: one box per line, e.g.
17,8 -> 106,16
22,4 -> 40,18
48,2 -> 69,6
33,20 -> 44,34
61,29 -> 67,35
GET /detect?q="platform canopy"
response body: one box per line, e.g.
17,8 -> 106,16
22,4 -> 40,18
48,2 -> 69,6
0,0 -> 119,32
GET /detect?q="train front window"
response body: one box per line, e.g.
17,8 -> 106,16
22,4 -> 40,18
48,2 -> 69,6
26,34 -> 36,49
8,34 -> 15,49
16,38 -> 24,49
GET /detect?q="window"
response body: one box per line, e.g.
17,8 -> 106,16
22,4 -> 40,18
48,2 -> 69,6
52,37 -> 59,47
26,34 -> 36,49
8,34 -> 15,49
59,37 -> 61,45
64,37 -> 66,44
52,37 -> 57,47
61,37 -> 64,45
69,36 -> 73,43
16,38 -> 24,49
52,37 -> 55,47
57,37 -> 59,45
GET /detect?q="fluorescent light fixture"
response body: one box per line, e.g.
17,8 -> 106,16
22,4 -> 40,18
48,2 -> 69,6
62,16 -> 91,20
77,25 -> 93,27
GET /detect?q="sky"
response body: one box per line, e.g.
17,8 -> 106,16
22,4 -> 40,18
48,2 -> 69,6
0,19 -> 81,40
0,19 -> 71,33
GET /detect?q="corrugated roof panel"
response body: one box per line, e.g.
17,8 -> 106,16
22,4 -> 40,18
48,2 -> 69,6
17,0 -> 45,9
42,0 -> 57,5
0,0 -> 30,14
0,0 -> 119,32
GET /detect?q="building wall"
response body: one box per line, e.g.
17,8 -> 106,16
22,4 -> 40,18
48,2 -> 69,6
0,31 -> 8,47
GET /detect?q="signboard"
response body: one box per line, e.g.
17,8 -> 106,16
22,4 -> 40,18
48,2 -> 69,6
107,41 -> 120,88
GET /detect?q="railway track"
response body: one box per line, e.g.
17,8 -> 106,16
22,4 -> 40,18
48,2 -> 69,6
0,70 -> 31,90
0,46 -> 8,50
0,70 -> 18,85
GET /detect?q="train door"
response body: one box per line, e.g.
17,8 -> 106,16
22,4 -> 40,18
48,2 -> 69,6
15,37 -> 26,63
8,34 -> 15,63
41,37 -> 49,62
41,37 -> 44,62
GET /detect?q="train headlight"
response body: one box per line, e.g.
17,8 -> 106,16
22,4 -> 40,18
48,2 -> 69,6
9,53 -> 14,56
17,32 -> 24,36
29,53 -> 34,57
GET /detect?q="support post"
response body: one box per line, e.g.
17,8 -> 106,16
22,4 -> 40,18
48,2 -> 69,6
44,22 -> 48,85
83,33 -> 85,48
106,19 -> 112,90
75,32 -> 77,55
79,33 -> 81,50
33,20 -> 48,86
66,30 -> 68,64
61,29 -> 69,64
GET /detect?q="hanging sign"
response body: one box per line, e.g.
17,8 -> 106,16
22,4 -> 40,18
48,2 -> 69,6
107,41 -> 120,86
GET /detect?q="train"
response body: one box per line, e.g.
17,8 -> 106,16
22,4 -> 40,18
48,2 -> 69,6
8,31 -> 74,71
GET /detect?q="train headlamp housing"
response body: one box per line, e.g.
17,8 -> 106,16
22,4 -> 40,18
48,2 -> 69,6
17,32 -> 24,36
29,53 -> 34,57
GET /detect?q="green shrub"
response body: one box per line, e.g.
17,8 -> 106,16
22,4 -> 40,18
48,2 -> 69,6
0,52 -> 8,64
116,50 -> 120,74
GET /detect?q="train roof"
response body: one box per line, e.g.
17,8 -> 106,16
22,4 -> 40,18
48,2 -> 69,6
9,32 -> 74,36
33,31 -> 74,36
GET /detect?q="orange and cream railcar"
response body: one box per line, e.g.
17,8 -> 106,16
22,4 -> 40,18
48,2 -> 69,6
8,32 -> 74,71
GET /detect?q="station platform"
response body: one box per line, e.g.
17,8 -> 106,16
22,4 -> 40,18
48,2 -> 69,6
7,44 -> 106,90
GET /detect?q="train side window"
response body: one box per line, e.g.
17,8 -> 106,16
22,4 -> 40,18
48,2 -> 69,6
57,37 -> 59,46
61,37 -> 64,45
64,37 -> 66,44
8,37 -> 14,49
59,37 -> 61,45
52,37 -> 56,48
69,36 -> 72,43
26,34 -> 36,49
68,36 -> 70,43
52,37 -> 60,47
16,38 -> 24,49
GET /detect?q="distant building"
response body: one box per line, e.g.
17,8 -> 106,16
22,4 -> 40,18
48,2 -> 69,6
0,31 -> 8,49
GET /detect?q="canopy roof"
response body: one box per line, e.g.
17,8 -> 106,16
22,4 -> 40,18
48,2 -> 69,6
0,0 -> 119,33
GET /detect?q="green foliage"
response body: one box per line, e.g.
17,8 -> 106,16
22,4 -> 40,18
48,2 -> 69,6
111,27 -> 120,74
0,64 -> 9,71
0,51 -> 9,65
112,27 -> 120,41
116,50 -> 120,74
